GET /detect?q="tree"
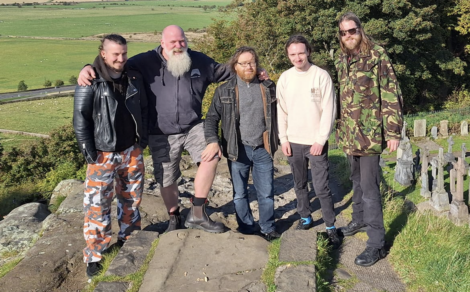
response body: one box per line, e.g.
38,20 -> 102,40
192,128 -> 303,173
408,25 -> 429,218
18,80 -> 28,91
68,75 -> 78,85
54,79 -> 64,87
43,79 -> 52,87
196,0 -> 469,113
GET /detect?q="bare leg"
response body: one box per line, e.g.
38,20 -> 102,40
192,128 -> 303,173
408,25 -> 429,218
194,158 -> 219,198
160,182 -> 179,213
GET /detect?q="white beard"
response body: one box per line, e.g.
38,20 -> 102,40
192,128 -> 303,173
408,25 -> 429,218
166,49 -> 192,78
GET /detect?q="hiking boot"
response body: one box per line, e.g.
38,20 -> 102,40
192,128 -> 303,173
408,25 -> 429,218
117,239 -> 125,247
341,221 -> 367,236
326,228 -> 341,249
262,230 -> 281,241
165,214 -> 182,233
354,246 -> 387,267
295,217 -> 314,230
86,261 -> 102,278
184,202 -> 225,233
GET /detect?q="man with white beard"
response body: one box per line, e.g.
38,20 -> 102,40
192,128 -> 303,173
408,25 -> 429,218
78,25 -> 232,233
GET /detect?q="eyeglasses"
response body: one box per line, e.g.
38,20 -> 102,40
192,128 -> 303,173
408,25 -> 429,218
339,27 -> 360,37
237,62 -> 256,68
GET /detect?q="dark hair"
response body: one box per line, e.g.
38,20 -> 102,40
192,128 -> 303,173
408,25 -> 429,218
99,34 -> 127,51
284,35 -> 313,63
337,12 -> 373,54
228,46 -> 259,72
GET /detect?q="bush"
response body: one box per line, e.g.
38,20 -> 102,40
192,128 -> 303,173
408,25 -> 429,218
0,123 -> 85,186
43,79 -> 52,87
68,75 -> 77,85
17,80 -> 28,91
54,79 -> 64,87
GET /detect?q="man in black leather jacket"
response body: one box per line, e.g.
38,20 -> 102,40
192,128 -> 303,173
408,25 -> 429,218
203,47 -> 280,240
73,34 -> 148,278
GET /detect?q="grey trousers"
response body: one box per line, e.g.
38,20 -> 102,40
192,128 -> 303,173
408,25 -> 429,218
348,155 -> 385,249
287,142 -> 336,227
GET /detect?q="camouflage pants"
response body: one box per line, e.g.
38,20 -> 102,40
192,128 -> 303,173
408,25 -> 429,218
83,144 -> 144,263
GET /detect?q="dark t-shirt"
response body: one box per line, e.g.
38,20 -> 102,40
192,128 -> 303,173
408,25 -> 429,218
110,77 -> 136,152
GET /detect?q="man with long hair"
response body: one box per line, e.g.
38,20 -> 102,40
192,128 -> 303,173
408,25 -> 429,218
336,12 -> 403,267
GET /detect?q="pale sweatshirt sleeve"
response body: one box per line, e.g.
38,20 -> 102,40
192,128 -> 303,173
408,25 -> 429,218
315,72 -> 336,145
276,73 -> 289,144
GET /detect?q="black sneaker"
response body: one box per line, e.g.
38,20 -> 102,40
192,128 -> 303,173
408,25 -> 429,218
295,217 -> 314,230
165,214 -> 182,233
86,261 -> 102,278
326,228 -> 341,249
341,221 -> 367,236
263,230 -> 281,241
354,246 -> 387,267
116,239 -> 125,247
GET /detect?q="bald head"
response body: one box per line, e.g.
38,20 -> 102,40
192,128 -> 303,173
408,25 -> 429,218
161,25 -> 187,60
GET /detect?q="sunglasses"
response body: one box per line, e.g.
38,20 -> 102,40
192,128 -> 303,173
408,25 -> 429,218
339,27 -> 360,37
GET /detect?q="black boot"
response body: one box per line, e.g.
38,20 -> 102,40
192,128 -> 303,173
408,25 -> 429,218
341,221 -> 367,236
165,208 -> 182,233
354,246 -> 387,267
184,201 -> 225,233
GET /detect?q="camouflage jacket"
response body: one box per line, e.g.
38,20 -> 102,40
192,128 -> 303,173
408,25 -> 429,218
335,44 -> 403,156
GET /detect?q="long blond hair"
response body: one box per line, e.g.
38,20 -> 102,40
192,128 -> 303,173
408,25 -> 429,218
338,12 -> 373,54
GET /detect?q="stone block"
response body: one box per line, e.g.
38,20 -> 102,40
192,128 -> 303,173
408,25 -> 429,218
448,200 -> 469,226
279,229 -> 317,262
106,230 -> 159,277
440,120 -> 449,138
274,265 -> 316,292
94,282 -> 130,292
431,126 -> 438,139
414,119 -> 426,137
462,120 -> 468,136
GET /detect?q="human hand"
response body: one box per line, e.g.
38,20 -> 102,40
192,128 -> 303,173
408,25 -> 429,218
310,143 -> 323,156
387,139 -> 400,152
281,141 -> 292,157
78,65 -> 96,86
201,143 -> 221,162
257,68 -> 269,81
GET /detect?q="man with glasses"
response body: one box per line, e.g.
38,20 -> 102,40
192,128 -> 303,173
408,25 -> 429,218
203,47 -> 280,240
336,12 -> 403,266
277,35 -> 340,248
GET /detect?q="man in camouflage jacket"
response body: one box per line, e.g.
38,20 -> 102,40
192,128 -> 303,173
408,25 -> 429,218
335,12 -> 403,267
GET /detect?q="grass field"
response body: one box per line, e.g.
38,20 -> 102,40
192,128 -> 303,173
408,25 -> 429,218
0,3 -> 228,38
0,96 -> 74,134
0,38 -> 159,92
0,0 -> 232,92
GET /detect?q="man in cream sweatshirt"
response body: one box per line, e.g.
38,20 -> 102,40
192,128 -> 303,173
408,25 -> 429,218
277,35 -> 340,248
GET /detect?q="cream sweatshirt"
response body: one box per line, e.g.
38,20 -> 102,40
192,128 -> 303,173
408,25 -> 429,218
277,64 -> 336,146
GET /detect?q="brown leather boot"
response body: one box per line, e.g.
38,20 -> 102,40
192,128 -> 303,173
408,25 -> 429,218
184,201 -> 225,233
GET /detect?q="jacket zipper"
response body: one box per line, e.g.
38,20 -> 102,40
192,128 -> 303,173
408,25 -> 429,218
125,82 -> 140,141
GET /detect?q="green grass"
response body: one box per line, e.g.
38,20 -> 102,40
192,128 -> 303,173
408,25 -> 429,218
390,212 -> 470,291
0,0 -> 233,92
0,38 -> 158,92
0,96 -> 74,133
0,1 -> 231,38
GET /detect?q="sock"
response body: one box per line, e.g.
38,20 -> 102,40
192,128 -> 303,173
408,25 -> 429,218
301,217 -> 312,225
193,197 -> 207,206
169,207 -> 180,216
326,226 -> 336,230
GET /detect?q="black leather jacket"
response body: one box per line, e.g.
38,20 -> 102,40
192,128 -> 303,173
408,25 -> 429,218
73,70 -> 148,163
205,77 -> 278,161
